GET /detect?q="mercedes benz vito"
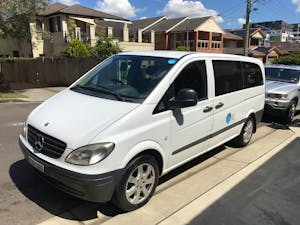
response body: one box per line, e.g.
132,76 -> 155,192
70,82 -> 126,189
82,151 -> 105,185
19,51 -> 265,211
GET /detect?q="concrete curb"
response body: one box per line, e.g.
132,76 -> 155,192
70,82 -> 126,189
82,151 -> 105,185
0,98 -> 28,103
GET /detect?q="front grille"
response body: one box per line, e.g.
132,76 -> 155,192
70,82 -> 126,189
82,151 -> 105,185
27,125 -> 66,159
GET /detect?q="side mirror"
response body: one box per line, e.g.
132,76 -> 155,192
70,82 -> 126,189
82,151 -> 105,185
169,88 -> 198,109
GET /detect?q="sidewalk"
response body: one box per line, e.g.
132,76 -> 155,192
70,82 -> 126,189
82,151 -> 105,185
0,87 -> 66,103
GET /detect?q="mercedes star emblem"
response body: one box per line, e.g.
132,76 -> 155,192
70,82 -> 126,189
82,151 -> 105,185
35,134 -> 45,152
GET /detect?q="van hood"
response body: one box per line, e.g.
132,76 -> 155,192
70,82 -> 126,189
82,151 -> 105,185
266,80 -> 297,94
28,89 -> 139,149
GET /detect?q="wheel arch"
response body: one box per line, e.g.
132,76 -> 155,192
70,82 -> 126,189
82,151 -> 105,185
291,97 -> 298,105
121,141 -> 166,176
246,110 -> 257,133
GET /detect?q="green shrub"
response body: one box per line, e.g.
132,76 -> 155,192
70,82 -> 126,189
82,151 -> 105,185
63,39 -> 91,58
90,35 -> 121,60
273,54 -> 300,65
176,46 -> 190,51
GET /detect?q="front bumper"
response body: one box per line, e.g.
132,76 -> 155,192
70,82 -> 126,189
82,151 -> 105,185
265,98 -> 291,112
19,137 -> 123,203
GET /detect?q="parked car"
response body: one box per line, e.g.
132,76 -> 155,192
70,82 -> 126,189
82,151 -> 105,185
19,51 -> 265,211
265,65 -> 300,122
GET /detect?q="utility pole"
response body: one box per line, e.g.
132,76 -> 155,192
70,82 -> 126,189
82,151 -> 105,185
244,0 -> 252,56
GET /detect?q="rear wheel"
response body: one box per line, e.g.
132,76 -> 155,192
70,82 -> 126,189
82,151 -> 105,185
112,155 -> 159,212
285,101 -> 296,123
231,116 -> 254,147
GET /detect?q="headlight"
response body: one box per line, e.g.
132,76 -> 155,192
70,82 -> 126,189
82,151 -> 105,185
22,121 -> 28,139
267,93 -> 288,99
65,143 -> 115,166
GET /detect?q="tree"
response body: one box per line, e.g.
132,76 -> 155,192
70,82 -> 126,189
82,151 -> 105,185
274,53 -> 300,65
0,0 -> 47,42
90,33 -> 121,60
63,39 -> 91,58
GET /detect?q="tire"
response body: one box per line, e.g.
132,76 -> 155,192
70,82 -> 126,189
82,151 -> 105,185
112,155 -> 159,212
231,116 -> 255,147
285,101 -> 296,124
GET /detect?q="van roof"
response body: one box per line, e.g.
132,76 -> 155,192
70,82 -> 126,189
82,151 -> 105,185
117,51 -> 260,61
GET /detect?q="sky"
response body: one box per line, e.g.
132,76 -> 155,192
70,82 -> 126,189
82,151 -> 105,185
50,0 -> 300,29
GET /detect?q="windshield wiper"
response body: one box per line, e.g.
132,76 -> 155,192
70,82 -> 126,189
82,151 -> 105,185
70,85 -> 125,101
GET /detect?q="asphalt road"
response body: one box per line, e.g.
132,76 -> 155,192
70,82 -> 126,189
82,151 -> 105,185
0,103 -> 87,225
0,102 -> 299,225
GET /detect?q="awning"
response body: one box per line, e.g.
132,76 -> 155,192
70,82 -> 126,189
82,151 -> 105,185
69,16 -> 96,25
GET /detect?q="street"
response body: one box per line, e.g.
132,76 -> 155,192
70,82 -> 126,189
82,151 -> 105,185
0,103 -> 86,225
0,102 -> 299,225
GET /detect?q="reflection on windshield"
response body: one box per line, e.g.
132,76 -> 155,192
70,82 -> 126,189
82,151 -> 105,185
265,68 -> 300,84
71,55 -> 177,102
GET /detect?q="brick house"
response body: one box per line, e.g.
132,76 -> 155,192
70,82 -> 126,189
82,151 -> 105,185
142,16 -> 224,53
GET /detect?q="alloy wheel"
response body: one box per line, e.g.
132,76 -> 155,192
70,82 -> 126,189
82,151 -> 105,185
243,119 -> 253,144
125,163 -> 155,204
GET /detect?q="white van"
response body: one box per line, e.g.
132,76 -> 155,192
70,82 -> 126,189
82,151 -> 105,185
19,51 -> 265,211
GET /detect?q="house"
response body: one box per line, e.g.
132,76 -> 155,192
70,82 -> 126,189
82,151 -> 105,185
248,20 -> 293,42
97,16 -> 166,51
223,48 -> 266,61
0,3 -> 129,58
223,31 -> 243,48
38,3 -> 132,57
224,28 -> 282,64
144,16 -> 224,53
254,46 -> 282,64
228,28 -> 266,49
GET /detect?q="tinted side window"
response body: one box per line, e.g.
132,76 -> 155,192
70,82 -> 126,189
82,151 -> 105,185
174,61 -> 207,100
242,62 -> 263,88
213,60 -> 243,96
153,61 -> 207,114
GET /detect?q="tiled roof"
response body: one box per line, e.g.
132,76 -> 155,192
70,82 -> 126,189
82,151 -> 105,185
255,46 -> 282,55
145,17 -> 187,33
38,3 -> 68,16
223,31 -> 243,40
223,48 -> 266,57
171,17 -> 211,32
228,28 -> 266,38
39,3 -> 127,21
129,16 -> 166,31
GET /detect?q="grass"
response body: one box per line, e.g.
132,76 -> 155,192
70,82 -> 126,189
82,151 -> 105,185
0,92 -> 27,99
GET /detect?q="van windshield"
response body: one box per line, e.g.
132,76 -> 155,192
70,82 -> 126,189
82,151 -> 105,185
71,55 -> 178,103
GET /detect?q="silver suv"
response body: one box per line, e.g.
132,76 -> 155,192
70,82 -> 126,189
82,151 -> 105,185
265,65 -> 300,122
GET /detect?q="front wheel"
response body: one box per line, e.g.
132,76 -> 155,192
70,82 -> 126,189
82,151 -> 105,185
112,155 -> 159,212
285,101 -> 296,123
231,116 -> 255,147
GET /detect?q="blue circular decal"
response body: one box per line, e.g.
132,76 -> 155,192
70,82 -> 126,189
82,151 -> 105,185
226,113 -> 232,124
168,59 -> 177,65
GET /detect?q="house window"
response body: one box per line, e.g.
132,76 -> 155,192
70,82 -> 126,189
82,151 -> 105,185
49,16 -> 61,33
211,41 -> 221,49
198,40 -> 209,49
13,51 -> 20,57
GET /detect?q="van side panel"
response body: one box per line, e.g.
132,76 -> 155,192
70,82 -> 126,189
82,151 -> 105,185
209,59 -> 265,148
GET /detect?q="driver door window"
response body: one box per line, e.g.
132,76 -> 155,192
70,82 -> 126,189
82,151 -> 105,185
154,60 -> 207,114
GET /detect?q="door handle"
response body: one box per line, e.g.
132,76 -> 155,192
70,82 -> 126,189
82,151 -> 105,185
215,102 -> 224,109
203,106 -> 213,113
